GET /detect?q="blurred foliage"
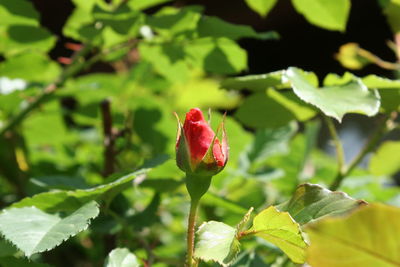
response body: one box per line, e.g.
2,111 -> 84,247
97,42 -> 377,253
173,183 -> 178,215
0,0 -> 399,266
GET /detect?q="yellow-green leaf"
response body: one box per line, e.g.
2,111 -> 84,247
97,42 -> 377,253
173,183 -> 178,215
306,203 -> 400,267
249,206 -> 307,263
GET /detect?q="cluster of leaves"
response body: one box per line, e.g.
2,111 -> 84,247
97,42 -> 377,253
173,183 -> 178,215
0,0 -> 400,266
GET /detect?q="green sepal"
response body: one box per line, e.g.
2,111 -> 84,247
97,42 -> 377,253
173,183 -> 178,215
186,174 -> 212,202
175,113 -> 193,173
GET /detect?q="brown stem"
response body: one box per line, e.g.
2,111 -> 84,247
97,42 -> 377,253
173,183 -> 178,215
100,99 -> 115,177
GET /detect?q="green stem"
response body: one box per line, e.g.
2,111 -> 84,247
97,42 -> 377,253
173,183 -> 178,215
186,198 -> 199,267
185,174 -> 212,267
329,115 -> 390,190
324,116 -> 346,174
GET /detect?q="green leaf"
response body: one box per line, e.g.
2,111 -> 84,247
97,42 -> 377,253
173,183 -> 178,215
0,256 -> 52,267
105,248 -> 140,267
198,16 -> 278,40
173,76 -> 240,110
221,70 -> 285,92
231,251 -> 267,267
0,26 -> 56,57
278,183 -> 366,225
139,43 -> 190,82
244,0 -> 278,17
92,4 -> 143,48
284,67 -> 381,122
234,89 -> 315,129
239,123 -> 297,175
146,7 -> 201,37
382,0 -> 400,33
291,0 -> 351,32
194,221 -> 240,266
11,161 -> 166,212
369,141 -> 400,176
362,75 -> 400,89
0,0 -> 55,56
0,0 -> 39,26
129,0 -> 172,10
0,201 -> 99,257
306,203 -> 400,266
249,206 -> 307,263
235,92 -> 294,128
63,0 -> 97,41
0,53 -> 61,83
0,239 -> 17,257
185,37 -> 247,74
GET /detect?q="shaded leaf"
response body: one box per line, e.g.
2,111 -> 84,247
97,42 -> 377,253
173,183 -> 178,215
195,221 -> 240,266
382,0 -> 400,33
306,203 -> 400,267
231,251 -> 267,267
12,160 -> 167,212
198,16 -> 278,40
0,201 -> 99,257
221,71 -> 285,92
0,256 -> 52,267
284,67 -> 380,122
104,248 -> 140,267
249,206 -> 307,263
278,183 -> 366,225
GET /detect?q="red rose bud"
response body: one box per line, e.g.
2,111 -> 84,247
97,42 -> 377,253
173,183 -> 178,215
175,108 -> 228,176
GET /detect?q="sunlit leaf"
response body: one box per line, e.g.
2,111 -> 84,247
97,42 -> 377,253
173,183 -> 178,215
0,53 -> 61,83
195,221 -> 240,266
292,0 -> 351,32
244,0 -> 278,17
306,203 -> 400,267
185,37 -> 247,74
105,248 -> 140,267
0,201 -> 99,257
249,206 -> 307,263
129,0 -> 172,10
0,0 -> 39,26
235,89 -> 314,129
221,71 -> 285,92
284,67 -> 380,122
369,141 -> 400,176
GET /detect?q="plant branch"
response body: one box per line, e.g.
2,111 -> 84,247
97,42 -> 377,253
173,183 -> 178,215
324,116 -> 346,174
329,114 -> 392,190
101,99 -> 115,177
357,47 -> 400,70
